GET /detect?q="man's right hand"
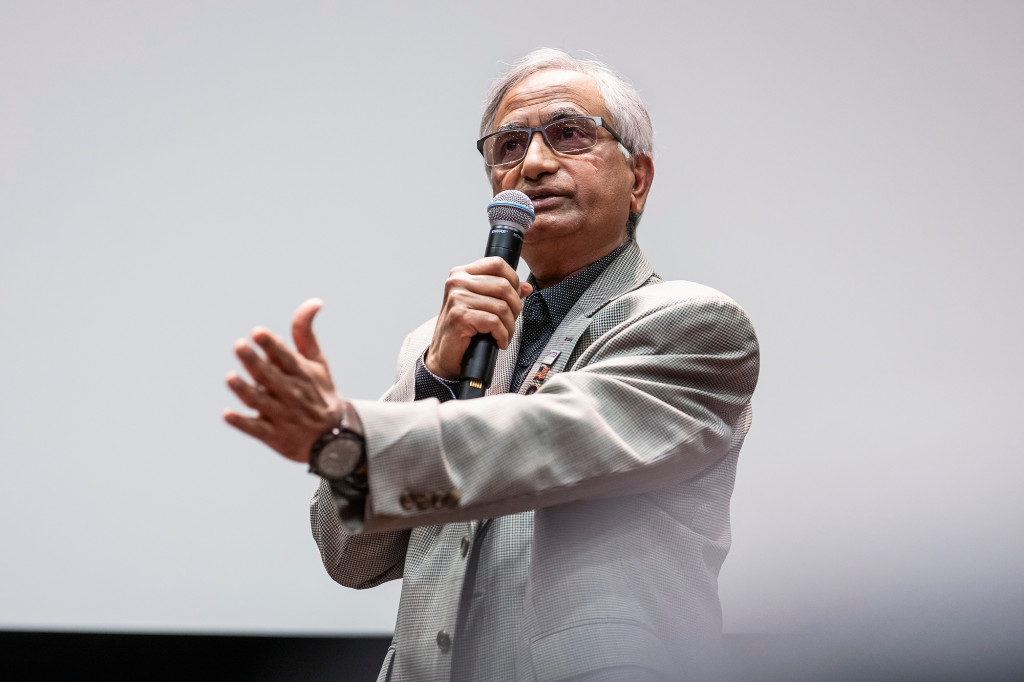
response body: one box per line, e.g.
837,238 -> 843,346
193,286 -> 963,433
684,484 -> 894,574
425,256 -> 533,380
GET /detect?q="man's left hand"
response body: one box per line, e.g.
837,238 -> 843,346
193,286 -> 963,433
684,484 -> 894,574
224,298 -> 345,463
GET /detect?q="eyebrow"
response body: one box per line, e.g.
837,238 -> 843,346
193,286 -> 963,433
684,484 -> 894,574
496,106 -> 586,132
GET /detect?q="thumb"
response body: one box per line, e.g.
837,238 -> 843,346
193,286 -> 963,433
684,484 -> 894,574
519,281 -> 534,299
292,298 -> 325,362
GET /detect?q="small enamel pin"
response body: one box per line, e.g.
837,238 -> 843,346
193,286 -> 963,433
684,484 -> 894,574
524,350 -> 560,395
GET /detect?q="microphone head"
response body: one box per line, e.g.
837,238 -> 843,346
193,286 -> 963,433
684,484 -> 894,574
487,190 -> 535,234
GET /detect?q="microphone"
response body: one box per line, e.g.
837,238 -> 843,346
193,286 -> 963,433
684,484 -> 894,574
457,190 -> 535,400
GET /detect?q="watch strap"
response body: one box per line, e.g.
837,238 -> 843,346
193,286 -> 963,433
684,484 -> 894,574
311,401 -> 370,532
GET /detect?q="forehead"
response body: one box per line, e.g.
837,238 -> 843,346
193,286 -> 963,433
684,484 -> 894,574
492,69 -> 607,129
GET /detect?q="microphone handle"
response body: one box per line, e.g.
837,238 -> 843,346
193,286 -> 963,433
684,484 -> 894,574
457,224 -> 524,399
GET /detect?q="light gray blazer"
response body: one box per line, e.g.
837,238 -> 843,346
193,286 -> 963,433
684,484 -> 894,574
311,241 -> 760,681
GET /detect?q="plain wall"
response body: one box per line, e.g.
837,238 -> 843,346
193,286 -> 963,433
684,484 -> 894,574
1,3 -> 1021,670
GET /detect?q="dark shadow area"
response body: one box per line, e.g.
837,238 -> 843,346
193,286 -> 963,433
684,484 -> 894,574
2,631 -> 1022,680
0,631 -> 391,681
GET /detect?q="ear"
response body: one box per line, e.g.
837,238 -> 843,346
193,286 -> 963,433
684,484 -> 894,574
628,153 -> 655,215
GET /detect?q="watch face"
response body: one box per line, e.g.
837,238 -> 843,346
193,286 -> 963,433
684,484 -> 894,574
315,435 -> 362,479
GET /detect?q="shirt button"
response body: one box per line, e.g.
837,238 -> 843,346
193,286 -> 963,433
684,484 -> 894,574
460,536 -> 470,557
436,630 -> 451,653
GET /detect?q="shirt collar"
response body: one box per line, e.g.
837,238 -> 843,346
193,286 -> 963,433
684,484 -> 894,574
525,241 -> 631,329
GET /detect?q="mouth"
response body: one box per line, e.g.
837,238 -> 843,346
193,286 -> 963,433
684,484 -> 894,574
524,191 -> 564,209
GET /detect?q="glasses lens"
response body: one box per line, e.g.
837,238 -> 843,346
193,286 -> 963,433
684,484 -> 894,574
484,130 -> 530,166
545,117 -> 599,153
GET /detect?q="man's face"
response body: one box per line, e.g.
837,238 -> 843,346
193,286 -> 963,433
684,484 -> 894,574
488,69 -> 652,275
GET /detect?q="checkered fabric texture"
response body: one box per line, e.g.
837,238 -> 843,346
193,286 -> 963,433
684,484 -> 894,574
310,241 -> 760,681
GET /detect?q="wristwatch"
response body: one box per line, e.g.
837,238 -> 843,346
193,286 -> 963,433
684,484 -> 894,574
309,401 -> 366,482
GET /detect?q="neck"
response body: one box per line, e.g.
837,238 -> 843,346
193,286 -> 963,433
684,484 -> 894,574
525,236 -> 628,290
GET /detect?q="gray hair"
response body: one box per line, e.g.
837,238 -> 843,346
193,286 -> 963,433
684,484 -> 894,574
479,49 -> 655,239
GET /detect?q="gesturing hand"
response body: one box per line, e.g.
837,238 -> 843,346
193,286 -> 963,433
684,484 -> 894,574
224,298 -> 345,463
426,256 -> 533,380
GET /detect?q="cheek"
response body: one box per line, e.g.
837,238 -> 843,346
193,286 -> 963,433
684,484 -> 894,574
575,156 -> 614,187
490,169 -> 516,192
584,162 -> 631,206
573,166 -> 611,204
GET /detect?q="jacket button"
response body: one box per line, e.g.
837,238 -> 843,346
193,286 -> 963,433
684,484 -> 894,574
460,535 -> 470,557
399,490 -> 414,511
436,629 -> 451,653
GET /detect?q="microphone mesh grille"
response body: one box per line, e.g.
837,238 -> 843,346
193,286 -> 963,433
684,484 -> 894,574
487,190 -> 535,233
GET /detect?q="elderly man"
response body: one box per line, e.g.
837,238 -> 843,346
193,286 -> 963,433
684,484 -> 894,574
225,49 -> 759,681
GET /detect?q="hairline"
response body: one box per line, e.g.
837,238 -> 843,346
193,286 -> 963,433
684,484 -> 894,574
480,51 -> 654,156
480,50 -> 654,239
494,106 -> 588,133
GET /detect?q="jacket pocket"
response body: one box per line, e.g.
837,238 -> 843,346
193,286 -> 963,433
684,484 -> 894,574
526,618 -> 671,681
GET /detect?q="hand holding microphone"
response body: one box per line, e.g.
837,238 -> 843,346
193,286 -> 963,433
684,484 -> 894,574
424,191 -> 535,398
458,191 -> 536,398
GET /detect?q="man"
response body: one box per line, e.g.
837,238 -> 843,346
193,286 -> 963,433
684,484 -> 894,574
225,49 -> 759,681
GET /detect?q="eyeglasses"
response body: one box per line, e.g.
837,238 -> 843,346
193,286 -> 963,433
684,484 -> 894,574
476,115 -> 623,168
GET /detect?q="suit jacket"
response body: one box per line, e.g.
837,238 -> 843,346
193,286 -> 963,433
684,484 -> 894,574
310,241 -> 760,681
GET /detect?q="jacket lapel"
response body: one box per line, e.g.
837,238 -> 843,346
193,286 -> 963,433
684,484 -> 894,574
516,241 -> 656,395
486,314 -> 523,397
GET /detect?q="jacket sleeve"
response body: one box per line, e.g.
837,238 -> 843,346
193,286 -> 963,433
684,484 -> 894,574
308,318 -> 437,588
353,288 -> 760,533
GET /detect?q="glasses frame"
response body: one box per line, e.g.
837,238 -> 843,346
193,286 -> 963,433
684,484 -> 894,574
476,116 -> 624,168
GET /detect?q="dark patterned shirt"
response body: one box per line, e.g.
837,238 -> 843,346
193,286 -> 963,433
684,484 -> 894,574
414,242 -> 630,400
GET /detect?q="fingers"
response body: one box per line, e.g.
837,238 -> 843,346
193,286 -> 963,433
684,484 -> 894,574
226,371 -> 271,413
223,408 -> 275,442
225,365 -> 325,432
292,298 -> 325,362
224,358 -> 345,463
454,256 -> 523,288
426,258 -> 529,379
222,406 -> 309,463
445,270 -> 525,319
442,289 -> 517,347
252,327 -> 303,375
224,300 -> 345,463
234,338 -> 282,390
234,338 -> 326,411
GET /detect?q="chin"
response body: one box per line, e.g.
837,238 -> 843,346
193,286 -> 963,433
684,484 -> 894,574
525,214 -> 576,239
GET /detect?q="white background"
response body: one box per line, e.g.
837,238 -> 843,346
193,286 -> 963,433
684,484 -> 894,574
2,0 -> 1021,652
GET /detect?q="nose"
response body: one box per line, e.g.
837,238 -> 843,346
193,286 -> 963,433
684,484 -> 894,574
519,129 -> 559,180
